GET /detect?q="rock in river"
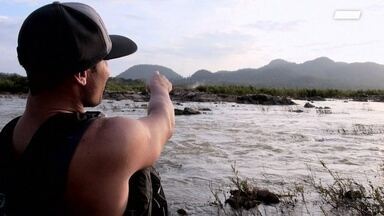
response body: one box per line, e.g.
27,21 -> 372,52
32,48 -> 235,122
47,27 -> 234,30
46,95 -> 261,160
225,188 -> 280,210
236,94 -> 295,105
174,107 -> 201,115
304,102 -> 315,108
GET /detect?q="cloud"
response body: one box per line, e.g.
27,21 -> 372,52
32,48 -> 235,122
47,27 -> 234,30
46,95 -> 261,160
0,15 -> 22,39
142,30 -> 260,60
366,3 -> 384,11
0,0 -> 40,5
0,14 -> 24,73
246,20 -> 304,32
295,42 -> 330,48
124,13 -> 145,21
312,40 -> 381,51
0,15 -> 19,27
0,15 -> 9,22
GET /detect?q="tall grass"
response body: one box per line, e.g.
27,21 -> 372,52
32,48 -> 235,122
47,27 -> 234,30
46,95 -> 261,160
210,161 -> 384,215
307,161 -> 384,215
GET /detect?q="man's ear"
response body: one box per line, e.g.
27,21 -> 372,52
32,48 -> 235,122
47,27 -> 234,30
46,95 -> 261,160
74,70 -> 88,86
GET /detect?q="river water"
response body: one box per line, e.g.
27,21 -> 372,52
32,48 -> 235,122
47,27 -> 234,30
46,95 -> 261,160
1,96 -> 383,215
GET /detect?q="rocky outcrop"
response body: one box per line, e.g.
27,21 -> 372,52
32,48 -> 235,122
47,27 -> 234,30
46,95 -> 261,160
316,106 -> 332,114
304,102 -> 315,108
290,109 -> 304,113
170,88 -> 236,102
236,94 -> 296,105
104,90 -> 296,105
103,91 -> 149,102
303,96 -> 325,101
198,107 -> 212,111
372,95 -> 384,102
225,188 -> 280,210
352,96 -> 368,102
176,208 -> 188,215
174,107 -> 201,115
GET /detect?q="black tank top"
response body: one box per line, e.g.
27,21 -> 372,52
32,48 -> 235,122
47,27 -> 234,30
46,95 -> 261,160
0,112 -> 101,215
0,112 -> 168,216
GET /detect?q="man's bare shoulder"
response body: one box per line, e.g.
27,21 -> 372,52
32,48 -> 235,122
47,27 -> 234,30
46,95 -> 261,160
86,116 -> 149,152
76,116 -> 150,175
90,116 -> 149,142
66,116 -> 146,215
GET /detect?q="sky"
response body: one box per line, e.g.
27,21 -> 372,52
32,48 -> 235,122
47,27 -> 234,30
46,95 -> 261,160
0,0 -> 383,77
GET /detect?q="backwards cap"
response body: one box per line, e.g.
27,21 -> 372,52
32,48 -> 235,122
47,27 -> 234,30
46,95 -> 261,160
17,1 -> 137,76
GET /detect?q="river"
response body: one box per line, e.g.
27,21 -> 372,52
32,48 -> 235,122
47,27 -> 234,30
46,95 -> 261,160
1,96 -> 383,215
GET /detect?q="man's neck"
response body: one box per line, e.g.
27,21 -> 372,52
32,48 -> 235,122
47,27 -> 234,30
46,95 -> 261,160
24,91 -> 85,120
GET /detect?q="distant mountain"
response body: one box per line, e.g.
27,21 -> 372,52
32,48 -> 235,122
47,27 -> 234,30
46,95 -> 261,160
188,69 -> 214,84
185,57 -> 384,89
190,69 -> 213,80
117,58 -> 384,89
117,64 -> 183,81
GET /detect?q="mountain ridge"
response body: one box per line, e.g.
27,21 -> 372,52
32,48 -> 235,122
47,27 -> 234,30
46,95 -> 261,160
116,57 -> 384,89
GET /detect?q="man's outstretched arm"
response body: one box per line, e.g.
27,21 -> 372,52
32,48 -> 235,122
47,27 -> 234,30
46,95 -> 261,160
136,71 -> 175,167
101,72 -> 175,174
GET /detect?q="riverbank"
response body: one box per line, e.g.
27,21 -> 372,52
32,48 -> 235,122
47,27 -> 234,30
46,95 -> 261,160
3,88 -> 384,106
103,88 -> 384,104
0,90 -> 296,105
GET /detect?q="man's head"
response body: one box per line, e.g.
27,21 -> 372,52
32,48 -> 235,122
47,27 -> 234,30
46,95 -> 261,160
17,2 -> 137,95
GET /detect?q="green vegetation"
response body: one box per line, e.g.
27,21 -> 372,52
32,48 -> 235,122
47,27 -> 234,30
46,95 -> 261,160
196,85 -> 384,99
1,73 -> 383,100
0,74 -> 146,94
105,77 -> 145,92
0,73 -> 28,93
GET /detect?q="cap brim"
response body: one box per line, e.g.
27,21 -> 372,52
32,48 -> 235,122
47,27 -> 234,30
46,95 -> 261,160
104,35 -> 137,60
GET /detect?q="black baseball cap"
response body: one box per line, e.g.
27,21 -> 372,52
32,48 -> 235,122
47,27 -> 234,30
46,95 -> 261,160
17,1 -> 137,77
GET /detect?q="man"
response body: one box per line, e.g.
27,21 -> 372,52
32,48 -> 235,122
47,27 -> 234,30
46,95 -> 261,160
0,2 -> 174,216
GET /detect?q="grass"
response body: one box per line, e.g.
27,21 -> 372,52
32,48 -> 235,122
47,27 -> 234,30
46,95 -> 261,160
307,161 -> 384,215
105,77 -> 146,92
195,85 -> 384,100
210,161 -> 384,215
